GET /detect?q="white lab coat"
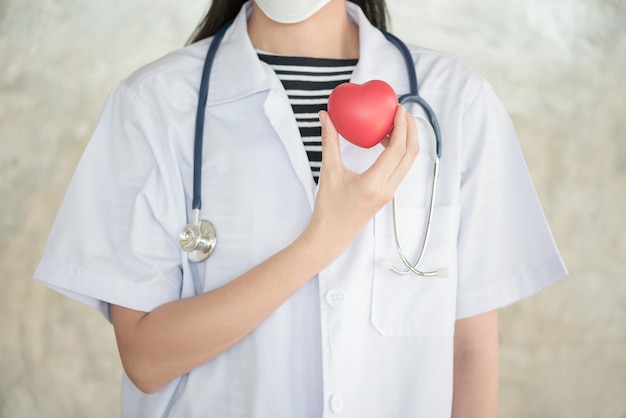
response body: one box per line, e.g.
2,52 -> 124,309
34,2 -> 567,417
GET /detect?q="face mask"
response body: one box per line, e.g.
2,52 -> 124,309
255,0 -> 331,24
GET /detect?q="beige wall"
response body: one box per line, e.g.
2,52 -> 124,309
1,0 -> 624,417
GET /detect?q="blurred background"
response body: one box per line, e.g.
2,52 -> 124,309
0,0 -> 624,417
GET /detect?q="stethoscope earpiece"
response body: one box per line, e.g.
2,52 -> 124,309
378,258 -> 448,278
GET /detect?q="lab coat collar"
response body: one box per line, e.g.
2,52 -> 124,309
205,2 -> 274,105
346,2 -> 410,96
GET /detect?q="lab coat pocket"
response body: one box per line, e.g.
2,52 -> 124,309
371,204 -> 460,336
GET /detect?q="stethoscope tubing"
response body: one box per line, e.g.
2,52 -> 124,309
381,30 -> 441,158
381,31 -> 445,277
192,20 -> 234,211
390,157 -> 441,277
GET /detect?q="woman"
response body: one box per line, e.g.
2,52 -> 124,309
34,0 -> 567,417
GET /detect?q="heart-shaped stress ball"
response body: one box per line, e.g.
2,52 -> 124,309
327,80 -> 398,148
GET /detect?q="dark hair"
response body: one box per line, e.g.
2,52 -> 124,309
187,0 -> 388,44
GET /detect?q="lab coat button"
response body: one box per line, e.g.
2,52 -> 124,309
326,288 -> 345,306
329,394 -> 345,413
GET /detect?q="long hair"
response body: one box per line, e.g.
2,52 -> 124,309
187,0 -> 388,44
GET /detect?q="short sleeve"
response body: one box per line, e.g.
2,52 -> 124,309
455,79 -> 567,319
33,83 -> 184,321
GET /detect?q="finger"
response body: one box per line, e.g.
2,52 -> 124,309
386,111 -> 420,188
318,110 -> 342,171
363,105 -> 408,181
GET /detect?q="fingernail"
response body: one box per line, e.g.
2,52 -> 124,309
318,111 -> 326,129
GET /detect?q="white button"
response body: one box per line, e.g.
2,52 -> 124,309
326,288 -> 345,306
329,394 -> 345,413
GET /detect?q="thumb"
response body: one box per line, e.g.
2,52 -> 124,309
319,110 -> 341,168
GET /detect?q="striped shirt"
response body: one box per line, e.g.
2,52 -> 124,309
258,53 -> 358,183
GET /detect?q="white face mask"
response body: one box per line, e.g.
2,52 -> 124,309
255,0 -> 331,24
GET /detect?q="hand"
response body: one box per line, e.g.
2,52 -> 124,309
302,105 -> 419,263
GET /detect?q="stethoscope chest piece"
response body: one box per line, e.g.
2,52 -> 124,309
179,209 -> 217,262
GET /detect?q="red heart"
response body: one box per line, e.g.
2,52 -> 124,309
327,80 -> 398,148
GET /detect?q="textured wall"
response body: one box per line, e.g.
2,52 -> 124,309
1,0 -> 624,417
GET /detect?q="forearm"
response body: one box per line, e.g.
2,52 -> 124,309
112,230 -> 335,394
451,310 -> 500,418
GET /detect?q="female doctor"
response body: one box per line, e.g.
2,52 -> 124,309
34,0 -> 568,417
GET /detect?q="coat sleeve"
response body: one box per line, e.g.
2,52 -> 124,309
33,83 -> 185,321
455,78 -> 568,319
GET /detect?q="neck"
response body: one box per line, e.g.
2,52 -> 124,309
247,0 -> 359,59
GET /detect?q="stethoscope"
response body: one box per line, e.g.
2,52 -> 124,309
179,20 -> 447,277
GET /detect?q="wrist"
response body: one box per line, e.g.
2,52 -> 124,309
294,221 -> 345,272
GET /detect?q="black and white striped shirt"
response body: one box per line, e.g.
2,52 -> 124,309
258,53 -> 358,183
